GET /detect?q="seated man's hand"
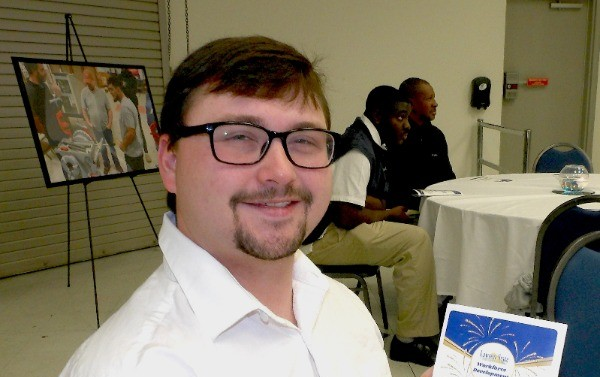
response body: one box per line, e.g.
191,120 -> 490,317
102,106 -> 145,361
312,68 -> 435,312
420,367 -> 433,377
386,205 -> 411,223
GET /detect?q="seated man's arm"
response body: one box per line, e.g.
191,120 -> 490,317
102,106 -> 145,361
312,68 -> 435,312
330,149 -> 409,230
365,195 -> 385,210
330,201 -> 409,230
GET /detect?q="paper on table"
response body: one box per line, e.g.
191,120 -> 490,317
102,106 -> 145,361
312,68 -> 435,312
433,304 -> 567,377
412,189 -> 461,197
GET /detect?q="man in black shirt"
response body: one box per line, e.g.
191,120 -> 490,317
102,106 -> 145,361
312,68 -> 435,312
387,78 -> 455,209
23,62 -> 69,149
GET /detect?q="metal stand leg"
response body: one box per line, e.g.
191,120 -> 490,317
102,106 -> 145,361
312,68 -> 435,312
83,183 -> 100,328
67,185 -> 71,287
130,176 -> 158,240
376,269 -> 389,330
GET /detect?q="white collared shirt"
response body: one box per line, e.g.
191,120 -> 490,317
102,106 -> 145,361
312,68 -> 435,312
60,212 -> 390,377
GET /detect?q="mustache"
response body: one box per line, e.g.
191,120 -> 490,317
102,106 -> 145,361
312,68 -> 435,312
229,184 -> 313,208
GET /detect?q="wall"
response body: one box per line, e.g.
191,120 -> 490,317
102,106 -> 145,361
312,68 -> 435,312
167,0 -> 507,178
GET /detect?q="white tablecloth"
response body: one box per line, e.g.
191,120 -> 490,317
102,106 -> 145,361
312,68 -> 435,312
418,173 -> 600,311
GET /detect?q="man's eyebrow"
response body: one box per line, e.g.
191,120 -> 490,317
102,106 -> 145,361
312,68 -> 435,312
212,115 -> 325,130
293,121 -> 326,129
220,114 -> 262,125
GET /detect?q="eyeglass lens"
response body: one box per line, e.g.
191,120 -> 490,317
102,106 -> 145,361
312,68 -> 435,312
211,124 -> 334,168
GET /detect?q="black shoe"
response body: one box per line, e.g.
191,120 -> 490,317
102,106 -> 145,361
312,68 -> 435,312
438,295 -> 454,328
389,336 -> 437,367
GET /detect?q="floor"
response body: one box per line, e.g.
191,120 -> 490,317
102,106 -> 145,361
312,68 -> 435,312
0,247 -> 428,377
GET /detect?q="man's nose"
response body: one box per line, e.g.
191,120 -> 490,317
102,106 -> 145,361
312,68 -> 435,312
256,139 -> 296,185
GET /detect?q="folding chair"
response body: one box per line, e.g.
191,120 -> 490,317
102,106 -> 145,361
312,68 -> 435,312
547,231 -> 600,377
532,142 -> 593,173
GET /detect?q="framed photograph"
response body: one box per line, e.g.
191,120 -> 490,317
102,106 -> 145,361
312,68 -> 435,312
12,57 -> 160,187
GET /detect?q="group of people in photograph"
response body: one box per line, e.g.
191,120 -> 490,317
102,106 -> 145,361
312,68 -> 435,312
20,61 -> 158,184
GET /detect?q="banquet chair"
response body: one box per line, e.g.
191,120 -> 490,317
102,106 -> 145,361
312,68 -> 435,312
547,231 -> 600,377
531,142 -> 593,173
529,194 -> 600,317
316,264 -> 389,332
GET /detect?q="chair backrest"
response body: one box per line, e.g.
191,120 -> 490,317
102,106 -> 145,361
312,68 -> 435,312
547,231 -> 600,377
530,195 -> 600,316
532,142 -> 593,173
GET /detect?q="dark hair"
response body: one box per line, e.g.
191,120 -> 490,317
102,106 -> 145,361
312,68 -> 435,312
23,62 -> 39,74
160,36 -> 329,142
160,35 -> 330,213
365,85 -> 404,117
106,74 -> 124,89
399,77 -> 429,100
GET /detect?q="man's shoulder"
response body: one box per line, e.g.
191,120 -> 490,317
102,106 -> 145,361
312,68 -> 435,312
123,97 -> 137,110
425,122 -> 447,136
342,120 -> 377,159
25,80 -> 41,92
59,266 -> 187,376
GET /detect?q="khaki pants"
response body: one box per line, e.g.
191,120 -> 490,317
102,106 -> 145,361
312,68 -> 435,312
309,222 -> 439,338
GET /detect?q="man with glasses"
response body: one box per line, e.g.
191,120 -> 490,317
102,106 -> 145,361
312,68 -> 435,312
61,37 -> 438,377
307,86 -> 440,367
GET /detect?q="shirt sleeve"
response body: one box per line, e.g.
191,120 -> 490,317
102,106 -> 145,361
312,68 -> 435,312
123,106 -> 137,130
80,90 -> 88,112
330,149 -> 370,207
103,92 -> 112,112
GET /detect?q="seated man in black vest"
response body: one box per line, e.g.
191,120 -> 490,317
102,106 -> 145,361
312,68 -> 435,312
305,86 -> 439,367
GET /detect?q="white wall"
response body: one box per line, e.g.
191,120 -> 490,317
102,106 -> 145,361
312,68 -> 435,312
168,0 -> 507,177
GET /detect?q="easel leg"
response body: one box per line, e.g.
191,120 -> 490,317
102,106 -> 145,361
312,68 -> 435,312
67,185 -> 71,287
130,176 -> 158,240
84,183 -> 100,328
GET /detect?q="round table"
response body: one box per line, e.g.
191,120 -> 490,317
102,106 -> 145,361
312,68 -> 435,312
417,173 -> 600,311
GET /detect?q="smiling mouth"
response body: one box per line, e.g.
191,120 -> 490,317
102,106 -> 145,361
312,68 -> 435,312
229,186 -> 313,223
248,199 -> 300,210
259,201 -> 293,208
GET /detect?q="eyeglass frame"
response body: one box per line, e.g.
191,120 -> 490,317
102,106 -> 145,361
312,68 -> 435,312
174,121 -> 342,169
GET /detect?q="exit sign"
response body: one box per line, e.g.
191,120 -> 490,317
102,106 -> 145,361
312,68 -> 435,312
527,78 -> 549,87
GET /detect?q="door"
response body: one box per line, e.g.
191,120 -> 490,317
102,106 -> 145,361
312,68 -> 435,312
502,0 -> 590,171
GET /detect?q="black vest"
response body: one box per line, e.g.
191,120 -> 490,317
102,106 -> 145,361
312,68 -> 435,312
303,118 -> 388,244
343,118 -> 389,199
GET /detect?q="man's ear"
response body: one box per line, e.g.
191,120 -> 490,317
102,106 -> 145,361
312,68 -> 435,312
371,109 -> 382,126
158,134 -> 177,194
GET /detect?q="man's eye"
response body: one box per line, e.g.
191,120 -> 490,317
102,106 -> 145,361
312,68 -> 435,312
230,134 -> 251,141
290,136 -> 316,146
221,132 -> 256,142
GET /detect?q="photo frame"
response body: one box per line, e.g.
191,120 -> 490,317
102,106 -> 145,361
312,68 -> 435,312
12,57 -> 160,187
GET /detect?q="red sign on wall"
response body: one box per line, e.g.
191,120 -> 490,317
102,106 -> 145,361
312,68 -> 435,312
527,78 -> 549,87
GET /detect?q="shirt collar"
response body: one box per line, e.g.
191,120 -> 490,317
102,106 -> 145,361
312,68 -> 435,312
359,115 -> 386,150
158,212 -> 330,340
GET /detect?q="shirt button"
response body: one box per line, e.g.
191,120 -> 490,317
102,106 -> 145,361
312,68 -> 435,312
259,312 -> 269,324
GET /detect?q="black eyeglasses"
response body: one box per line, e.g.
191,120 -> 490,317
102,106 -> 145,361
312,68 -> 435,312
176,121 -> 339,169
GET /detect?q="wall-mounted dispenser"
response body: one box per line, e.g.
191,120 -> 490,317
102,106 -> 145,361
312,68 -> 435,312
471,76 -> 491,109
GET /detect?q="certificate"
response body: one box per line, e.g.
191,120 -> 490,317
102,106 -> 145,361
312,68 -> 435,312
434,304 -> 567,377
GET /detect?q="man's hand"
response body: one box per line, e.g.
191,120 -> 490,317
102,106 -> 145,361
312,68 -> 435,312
420,367 -> 433,377
385,205 -> 411,223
